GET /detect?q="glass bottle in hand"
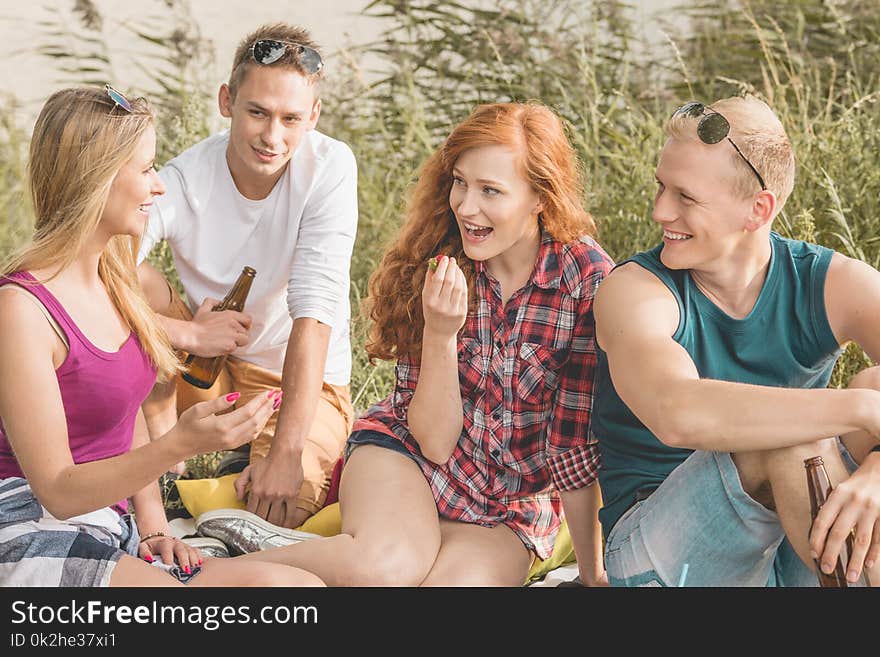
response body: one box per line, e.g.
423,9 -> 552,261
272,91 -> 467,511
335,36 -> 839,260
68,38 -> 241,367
182,266 -> 255,389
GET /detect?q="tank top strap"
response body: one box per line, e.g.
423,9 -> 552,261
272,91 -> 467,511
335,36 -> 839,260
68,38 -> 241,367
0,271 -> 87,353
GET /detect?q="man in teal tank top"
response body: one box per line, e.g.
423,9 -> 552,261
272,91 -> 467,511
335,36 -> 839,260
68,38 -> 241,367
592,95 -> 880,586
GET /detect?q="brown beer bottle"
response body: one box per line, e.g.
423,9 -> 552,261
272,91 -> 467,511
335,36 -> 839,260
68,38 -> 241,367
182,266 -> 256,389
803,455 -> 874,587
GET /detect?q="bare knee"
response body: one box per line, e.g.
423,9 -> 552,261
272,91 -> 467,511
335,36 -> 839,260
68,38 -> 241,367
848,366 -> 880,392
734,438 -> 840,508
343,537 -> 434,586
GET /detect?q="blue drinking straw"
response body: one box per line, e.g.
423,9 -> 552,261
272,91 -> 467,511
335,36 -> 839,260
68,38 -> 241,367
677,563 -> 690,587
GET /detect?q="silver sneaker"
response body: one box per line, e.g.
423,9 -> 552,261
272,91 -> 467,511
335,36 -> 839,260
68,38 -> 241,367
195,508 -> 322,555
180,536 -> 230,559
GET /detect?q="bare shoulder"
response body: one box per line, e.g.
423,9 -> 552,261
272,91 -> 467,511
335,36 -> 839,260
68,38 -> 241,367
0,285 -> 58,353
595,262 -> 678,320
824,251 -> 880,347
826,251 -> 879,283
594,262 -> 681,351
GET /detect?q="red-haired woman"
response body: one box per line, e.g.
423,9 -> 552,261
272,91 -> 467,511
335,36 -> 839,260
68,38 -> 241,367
240,102 -> 613,586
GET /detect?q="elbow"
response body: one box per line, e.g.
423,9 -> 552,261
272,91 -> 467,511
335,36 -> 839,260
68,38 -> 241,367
651,396 -> 700,450
411,431 -> 456,465
38,495 -> 77,521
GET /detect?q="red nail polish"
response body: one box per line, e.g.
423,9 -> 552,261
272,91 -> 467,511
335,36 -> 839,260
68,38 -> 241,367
226,392 -> 241,403
184,566 -> 191,574
144,555 -> 153,563
267,390 -> 276,399
273,398 -> 282,410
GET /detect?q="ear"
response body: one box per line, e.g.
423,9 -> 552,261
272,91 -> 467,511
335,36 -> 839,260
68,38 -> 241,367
307,97 -> 322,131
534,197 -> 545,217
745,189 -> 777,232
218,84 -> 233,119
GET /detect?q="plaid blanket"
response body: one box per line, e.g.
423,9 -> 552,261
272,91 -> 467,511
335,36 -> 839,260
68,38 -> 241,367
0,477 -> 136,587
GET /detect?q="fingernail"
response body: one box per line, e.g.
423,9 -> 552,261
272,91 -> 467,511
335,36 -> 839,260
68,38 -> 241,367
809,550 -> 818,560
198,559 -> 203,566
822,562 -> 832,574
144,555 -> 153,563
866,559 -> 874,568
847,570 -> 858,582
273,399 -> 282,410
226,392 -> 241,402
184,566 -> 191,574
267,390 -> 276,399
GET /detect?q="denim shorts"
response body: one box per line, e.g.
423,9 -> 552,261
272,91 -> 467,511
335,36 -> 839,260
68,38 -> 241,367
604,439 -> 859,587
344,429 -> 418,464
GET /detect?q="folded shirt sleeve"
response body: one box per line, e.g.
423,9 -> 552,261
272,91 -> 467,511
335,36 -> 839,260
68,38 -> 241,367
286,143 -> 358,327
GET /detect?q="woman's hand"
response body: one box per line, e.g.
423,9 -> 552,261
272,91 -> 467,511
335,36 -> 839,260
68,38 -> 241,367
422,255 -> 468,340
171,389 -> 281,456
138,534 -> 202,574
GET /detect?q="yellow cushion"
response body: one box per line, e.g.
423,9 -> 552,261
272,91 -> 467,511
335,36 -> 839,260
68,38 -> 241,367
525,519 -> 576,584
176,474 -> 245,518
176,475 -> 575,583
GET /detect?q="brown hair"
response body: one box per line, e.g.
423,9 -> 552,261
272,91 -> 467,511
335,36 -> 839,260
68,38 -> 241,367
365,102 -> 596,363
228,23 -> 323,98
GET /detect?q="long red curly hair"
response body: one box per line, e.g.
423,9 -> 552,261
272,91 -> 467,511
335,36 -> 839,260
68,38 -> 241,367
365,102 -> 597,363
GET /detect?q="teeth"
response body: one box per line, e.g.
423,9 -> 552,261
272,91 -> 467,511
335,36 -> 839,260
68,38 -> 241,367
464,222 -> 489,230
664,230 -> 692,241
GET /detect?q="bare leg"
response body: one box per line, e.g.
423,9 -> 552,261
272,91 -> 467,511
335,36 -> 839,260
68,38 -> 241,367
419,519 -> 531,587
236,446 -> 443,586
732,366 -> 880,585
108,554 -> 323,587
733,438 -> 848,569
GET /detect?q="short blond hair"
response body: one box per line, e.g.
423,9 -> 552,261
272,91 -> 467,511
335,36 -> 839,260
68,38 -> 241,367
228,23 -> 322,98
665,96 -> 795,211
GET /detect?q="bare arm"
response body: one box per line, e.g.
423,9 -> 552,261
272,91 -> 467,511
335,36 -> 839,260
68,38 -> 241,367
560,484 -> 608,586
0,289 -> 277,519
235,318 -> 330,527
136,260 -> 251,357
595,263 -> 880,453
407,256 -> 467,464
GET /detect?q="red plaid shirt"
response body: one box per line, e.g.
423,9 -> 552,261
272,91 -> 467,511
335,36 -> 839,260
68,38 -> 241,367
354,233 -> 613,558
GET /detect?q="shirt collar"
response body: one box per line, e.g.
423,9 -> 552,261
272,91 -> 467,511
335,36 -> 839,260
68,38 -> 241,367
473,231 -> 562,290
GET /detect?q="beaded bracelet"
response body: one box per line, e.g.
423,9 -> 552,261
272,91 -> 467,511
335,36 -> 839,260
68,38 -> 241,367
139,531 -> 166,543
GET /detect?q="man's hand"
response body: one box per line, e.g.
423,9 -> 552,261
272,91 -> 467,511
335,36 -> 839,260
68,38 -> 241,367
235,452 -> 305,529
188,297 -> 252,357
809,451 -> 880,583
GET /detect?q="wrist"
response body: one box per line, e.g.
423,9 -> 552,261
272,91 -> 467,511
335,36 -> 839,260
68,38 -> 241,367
422,327 -> 458,349
158,425 -> 191,465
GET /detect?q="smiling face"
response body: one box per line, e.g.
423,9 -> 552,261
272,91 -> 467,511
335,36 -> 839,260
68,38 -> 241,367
449,144 -> 543,275
99,123 -> 165,240
653,137 -> 765,272
219,64 -> 321,199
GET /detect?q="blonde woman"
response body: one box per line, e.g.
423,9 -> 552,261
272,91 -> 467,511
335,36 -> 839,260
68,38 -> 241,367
0,86 -> 322,587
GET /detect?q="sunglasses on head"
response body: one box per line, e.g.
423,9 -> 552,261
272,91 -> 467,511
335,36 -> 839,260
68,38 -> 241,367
672,101 -> 767,191
250,39 -> 323,74
104,84 -> 133,113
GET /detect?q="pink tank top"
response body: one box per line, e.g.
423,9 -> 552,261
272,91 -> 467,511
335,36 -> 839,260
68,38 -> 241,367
0,271 -> 157,513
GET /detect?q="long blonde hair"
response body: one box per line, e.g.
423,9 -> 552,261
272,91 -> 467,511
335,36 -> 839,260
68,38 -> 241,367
1,87 -> 179,380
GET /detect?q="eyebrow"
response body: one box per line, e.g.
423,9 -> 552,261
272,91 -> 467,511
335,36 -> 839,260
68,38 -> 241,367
655,174 -> 698,199
452,168 -> 507,187
245,101 -> 304,118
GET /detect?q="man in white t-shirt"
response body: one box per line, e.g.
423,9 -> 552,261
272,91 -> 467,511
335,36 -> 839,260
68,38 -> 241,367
137,23 -> 357,529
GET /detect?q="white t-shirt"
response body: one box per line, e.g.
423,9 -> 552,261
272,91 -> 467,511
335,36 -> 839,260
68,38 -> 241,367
137,130 -> 358,385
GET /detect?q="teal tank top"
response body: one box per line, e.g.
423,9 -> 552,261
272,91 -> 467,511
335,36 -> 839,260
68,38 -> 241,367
593,232 -> 843,539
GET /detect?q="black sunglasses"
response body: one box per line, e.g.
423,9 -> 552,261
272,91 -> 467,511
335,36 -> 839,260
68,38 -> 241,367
672,102 -> 767,191
250,39 -> 323,75
104,84 -> 133,113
